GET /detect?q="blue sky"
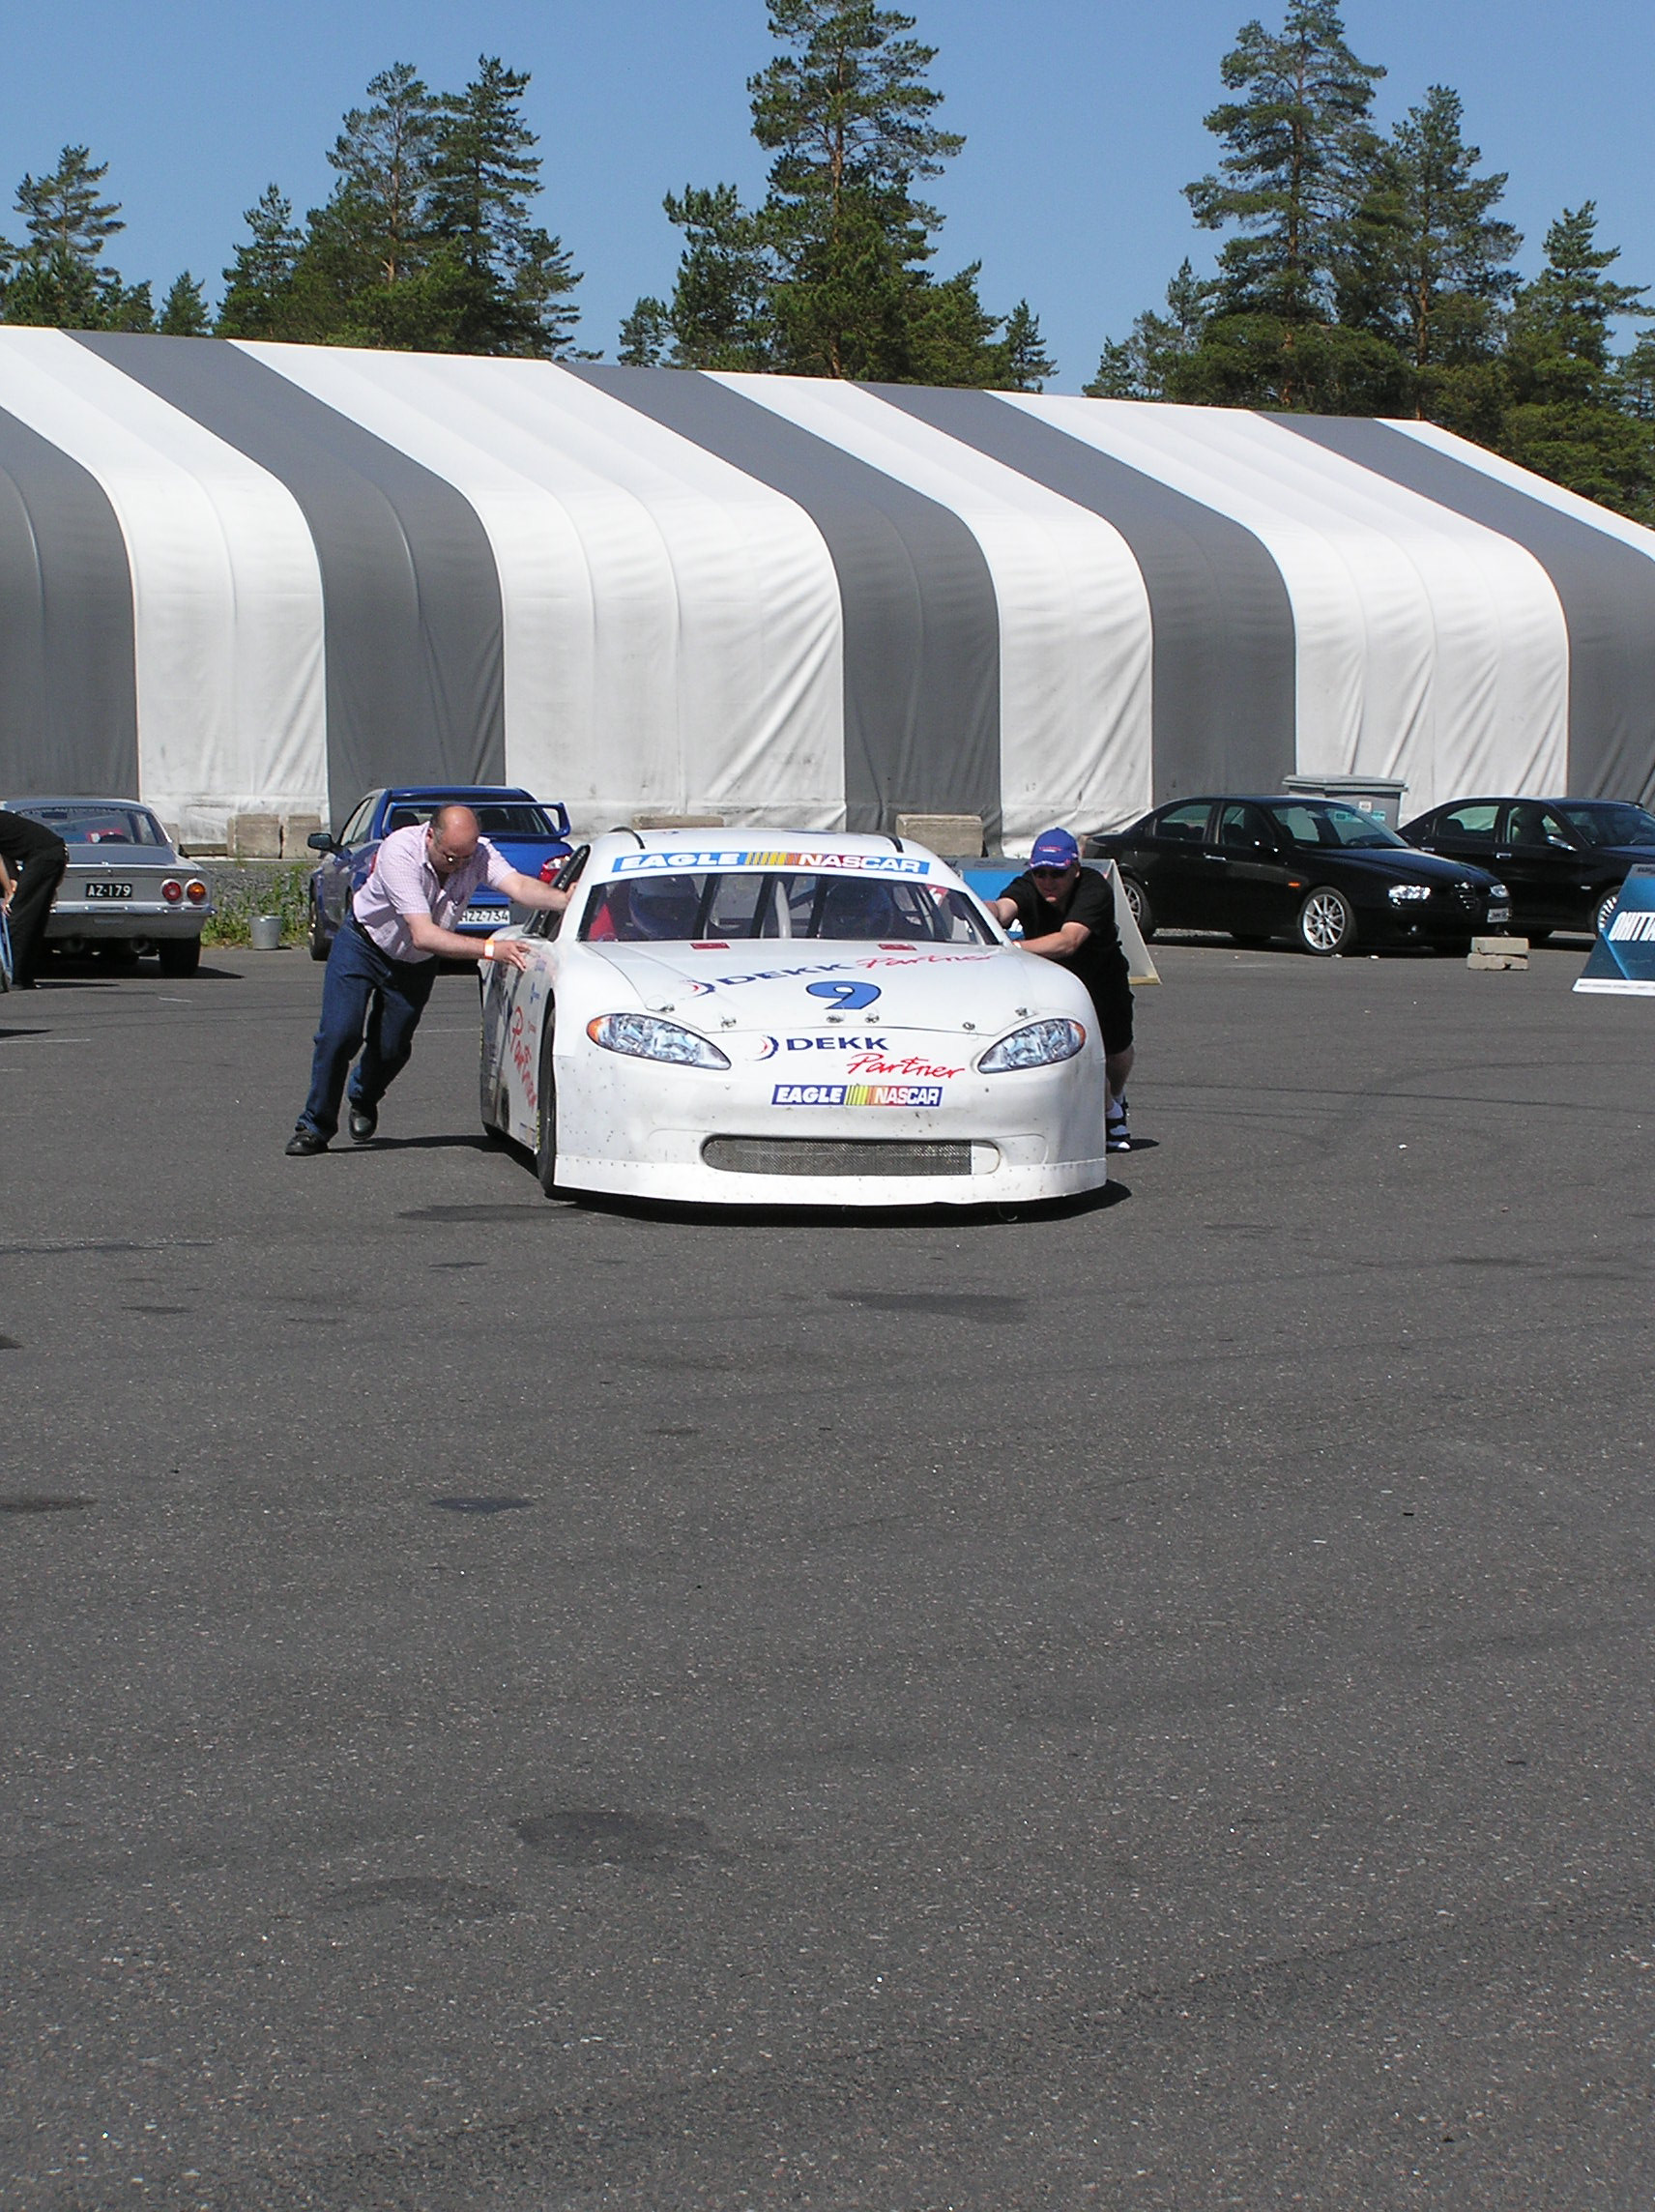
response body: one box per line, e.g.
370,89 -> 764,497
4,2 -> 1649,390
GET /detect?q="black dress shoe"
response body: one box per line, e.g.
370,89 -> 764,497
285,1127 -> 328,1156
348,1102 -> 378,1144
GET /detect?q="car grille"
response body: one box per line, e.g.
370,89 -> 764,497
703,1136 -> 975,1178
1450,882 -> 1478,910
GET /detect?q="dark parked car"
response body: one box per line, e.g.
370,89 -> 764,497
305,786 -> 571,960
1400,796 -> 1655,940
1086,796 -> 1510,955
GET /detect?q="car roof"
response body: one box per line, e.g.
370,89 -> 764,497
5,795 -> 155,807
381,784 -> 539,801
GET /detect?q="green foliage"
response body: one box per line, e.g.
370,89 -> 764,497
216,186 -> 303,337
201,863 -> 312,948
641,1 -> 1047,386
158,272 -> 209,335
0,145 -> 157,330
1097,1 -> 1655,517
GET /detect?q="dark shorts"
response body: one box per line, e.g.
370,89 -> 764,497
1093,978 -> 1133,1058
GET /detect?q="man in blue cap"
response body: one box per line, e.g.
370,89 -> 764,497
992,828 -> 1135,1152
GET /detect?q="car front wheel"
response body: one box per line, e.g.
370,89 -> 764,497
1121,876 -> 1156,940
535,1014 -> 559,1196
307,892 -> 330,962
1594,887 -> 1621,937
1296,886 -> 1355,956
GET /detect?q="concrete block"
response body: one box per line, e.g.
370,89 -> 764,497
280,813 -> 322,857
631,811 -> 727,831
230,812 -> 281,859
895,811 -> 985,857
1467,935 -> 1528,971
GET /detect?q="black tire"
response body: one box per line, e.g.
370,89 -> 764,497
534,1011 -> 559,1197
1121,876 -> 1156,940
1296,886 -> 1355,956
1230,931 -> 1271,948
158,937 -> 201,977
307,892 -> 330,962
1594,887 -> 1621,938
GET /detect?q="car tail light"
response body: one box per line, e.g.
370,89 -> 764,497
186,880 -> 207,904
160,879 -> 184,903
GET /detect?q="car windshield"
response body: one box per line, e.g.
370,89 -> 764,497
1556,801 -> 1655,848
580,871 -> 998,945
20,803 -> 165,847
1265,801 -> 1408,850
380,800 -> 558,837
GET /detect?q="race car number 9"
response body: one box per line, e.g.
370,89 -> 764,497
806,979 -> 882,1011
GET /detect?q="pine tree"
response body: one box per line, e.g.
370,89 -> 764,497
1086,259 -> 1216,397
327,62 -> 441,288
216,186 -> 303,336
618,295 -> 672,366
1180,1 -> 1391,405
995,300 -> 1056,390
158,272 -> 209,335
1500,204 -> 1655,515
658,184 -> 775,369
15,146 -> 124,272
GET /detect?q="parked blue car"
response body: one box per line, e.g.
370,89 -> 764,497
305,786 -> 572,960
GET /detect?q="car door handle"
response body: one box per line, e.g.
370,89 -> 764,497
1495,851 -> 1513,859
1202,851 -> 1227,861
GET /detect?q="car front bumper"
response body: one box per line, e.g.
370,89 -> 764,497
545,1037 -> 1113,1208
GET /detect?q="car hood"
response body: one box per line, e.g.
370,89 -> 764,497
580,939 -> 1070,1034
1315,848 -> 1495,887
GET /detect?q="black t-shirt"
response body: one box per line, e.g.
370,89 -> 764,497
1001,865 -> 1130,1011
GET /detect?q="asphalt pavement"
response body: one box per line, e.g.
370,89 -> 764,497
3,936 -> 1654,2210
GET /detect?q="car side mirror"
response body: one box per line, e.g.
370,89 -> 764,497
307,830 -> 340,854
551,842 -> 591,893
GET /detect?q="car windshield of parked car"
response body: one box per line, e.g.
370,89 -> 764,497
1556,802 -> 1655,848
22,803 -> 165,847
1265,802 -> 1408,850
381,800 -> 557,838
581,871 -> 998,945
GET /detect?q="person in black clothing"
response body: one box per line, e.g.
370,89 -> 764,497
0,809 -> 68,989
993,826 -> 1135,1152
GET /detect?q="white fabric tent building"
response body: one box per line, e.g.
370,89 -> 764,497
2,326 -> 1653,849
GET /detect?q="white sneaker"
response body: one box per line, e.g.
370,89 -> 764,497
1107,1097 -> 1131,1152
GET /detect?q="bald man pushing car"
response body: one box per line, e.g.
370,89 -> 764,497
287,803 -> 572,1155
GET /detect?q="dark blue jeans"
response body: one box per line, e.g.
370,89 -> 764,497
298,917 -> 438,1139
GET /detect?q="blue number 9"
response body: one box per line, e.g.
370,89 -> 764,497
806,979 -> 882,1012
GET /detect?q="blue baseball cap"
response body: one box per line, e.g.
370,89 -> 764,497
1029,828 -> 1080,871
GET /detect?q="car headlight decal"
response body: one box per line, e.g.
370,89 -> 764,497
976,1018 -> 1086,1073
587,1012 -> 731,1069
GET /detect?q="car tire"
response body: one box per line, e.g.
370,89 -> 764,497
535,1010 -> 559,1197
307,892 -> 330,962
1230,932 -> 1271,948
1121,876 -> 1156,940
158,937 -> 201,977
1594,887 -> 1621,937
1296,886 -> 1355,956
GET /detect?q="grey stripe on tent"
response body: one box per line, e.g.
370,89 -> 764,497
73,334 -> 505,825
570,364 -> 1002,839
872,386 -> 1297,807
1275,416 -> 1655,804
0,406 -> 137,800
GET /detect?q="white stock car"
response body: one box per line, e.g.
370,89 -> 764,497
479,832 -> 1112,1208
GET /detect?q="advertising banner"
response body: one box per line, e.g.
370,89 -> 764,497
1574,863 -> 1655,995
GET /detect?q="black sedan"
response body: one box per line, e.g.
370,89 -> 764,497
1085,796 -> 1510,955
1400,796 -> 1655,940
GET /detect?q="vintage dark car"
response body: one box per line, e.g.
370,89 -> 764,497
1085,796 -> 1510,955
305,785 -> 572,959
2,797 -> 213,975
1399,797 -> 1655,940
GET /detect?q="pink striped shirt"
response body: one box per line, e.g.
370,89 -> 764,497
352,822 -> 515,962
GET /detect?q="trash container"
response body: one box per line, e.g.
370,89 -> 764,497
249,914 -> 282,951
1279,775 -> 1409,831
